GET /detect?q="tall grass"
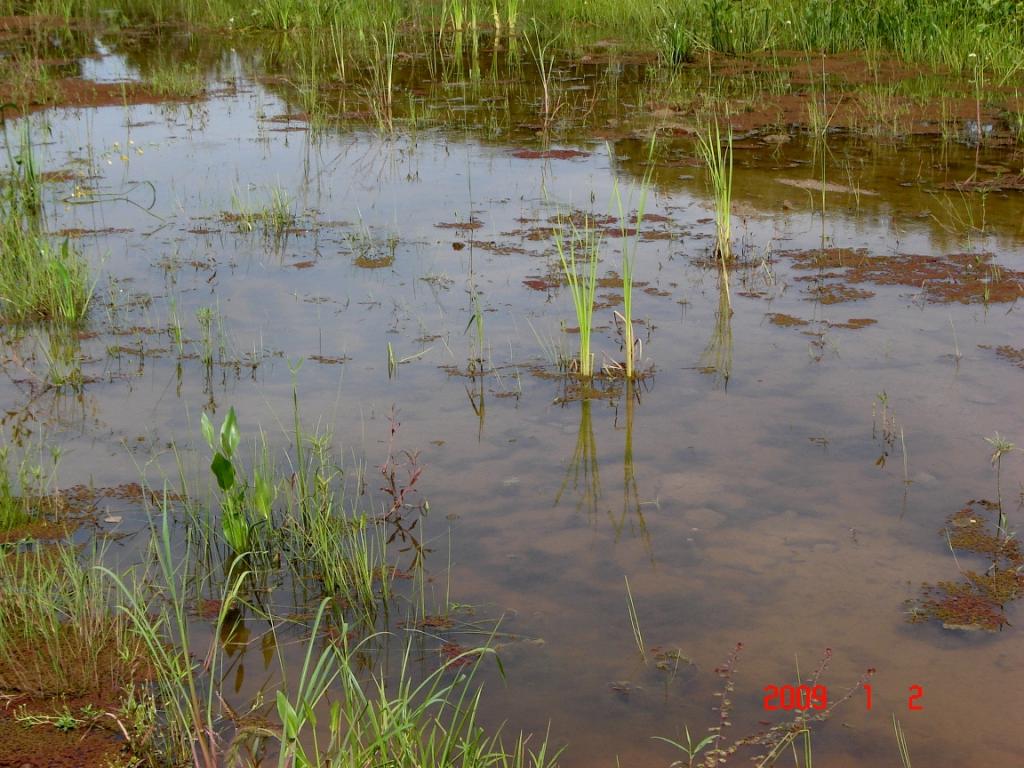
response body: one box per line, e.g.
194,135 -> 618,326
259,610 -> 561,768
3,0 -> 1022,79
694,117 -> 733,264
1,122 -> 93,324
0,436 -> 61,534
0,544 -> 149,698
552,217 -> 600,378
368,19 -> 398,133
102,511 -> 249,767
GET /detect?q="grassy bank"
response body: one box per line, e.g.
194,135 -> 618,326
3,0 -> 1022,76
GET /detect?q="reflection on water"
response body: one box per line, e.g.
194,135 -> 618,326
556,399 -> 601,518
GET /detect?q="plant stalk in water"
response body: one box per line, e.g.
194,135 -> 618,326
553,218 -> 600,378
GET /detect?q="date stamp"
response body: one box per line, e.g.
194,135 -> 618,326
763,684 -> 925,711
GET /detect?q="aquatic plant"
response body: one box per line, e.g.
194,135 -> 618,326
655,8 -> 695,65
201,406 -> 274,556
908,501 -> 1024,632
102,514 -> 250,767
694,116 -> 733,265
225,184 -> 296,236
0,544 -> 150,699
611,140 -> 653,379
504,0 -> 520,32
985,431 -> 1016,534
894,715 -> 912,768
552,217 -> 601,378
144,60 -> 205,99
258,605 -> 560,768
523,19 -> 558,124
624,575 -> 646,662
0,436 -> 61,535
368,20 -> 398,133
0,123 -> 94,325
657,645 -> 876,767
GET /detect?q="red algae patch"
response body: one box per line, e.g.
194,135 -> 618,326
1,78 -> 205,115
828,317 -> 877,330
766,313 -> 810,327
979,344 -> 1024,370
510,148 -> 590,160
907,501 -> 1024,632
781,248 -> 1024,304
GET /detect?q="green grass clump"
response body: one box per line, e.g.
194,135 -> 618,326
273,626 -> 562,768
553,217 -> 601,378
0,223 -> 94,323
144,61 -> 206,99
0,439 -> 62,535
0,544 -> 150,698
224,184 -> 297,236
1,124 -> 93,325
0,447 -> 34,533
694,117 -> 734,269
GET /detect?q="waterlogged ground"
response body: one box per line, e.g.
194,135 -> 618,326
4,31 -> 1024,767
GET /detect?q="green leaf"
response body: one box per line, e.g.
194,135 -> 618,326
276,690 -> 299,739
253,470 -> 274,520
220,406 -> 240,457
211,452 -> 235,491
200,412 -> 215,449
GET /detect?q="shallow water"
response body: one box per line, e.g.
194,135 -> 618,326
5,36 -> 1024,766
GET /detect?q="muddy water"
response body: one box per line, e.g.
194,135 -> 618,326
6,38 -> 1024,766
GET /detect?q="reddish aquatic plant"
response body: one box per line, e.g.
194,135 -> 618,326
907,501 -> 1024,632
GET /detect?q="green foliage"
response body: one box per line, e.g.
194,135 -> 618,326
694,117 -> 733,264
0,545 -> 149,698
201,406 -> 274,555
553,217 -> 601,378
0,122 -> 93,325
0,440 -> 60,534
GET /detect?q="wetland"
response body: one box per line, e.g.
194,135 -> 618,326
0,2 -> 1023,766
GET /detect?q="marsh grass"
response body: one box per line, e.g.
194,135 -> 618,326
552,217 -> 601,378
658,646 -> 877,767
367,20 -> 398,133
624,575 -> 646,662
225,185 -> 297,236
0,123 -> 94,324
251,608 -> 561,768
0,544 -> 150,699
0,430 -> 64,536
102,514 -> 250,767
96,396 -> 555,767
611,139 -> 654,379
144,60 -> 206,99
694,117 -> 733,266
